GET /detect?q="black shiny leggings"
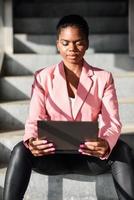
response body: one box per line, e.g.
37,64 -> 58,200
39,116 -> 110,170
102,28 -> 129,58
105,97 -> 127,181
3,139 -> 134,200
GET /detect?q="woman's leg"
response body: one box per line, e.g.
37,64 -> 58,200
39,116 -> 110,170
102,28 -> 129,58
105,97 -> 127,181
62,142 -> 134,200
3,142 -> 33,200
4,140 -> 134,200
3,142 -> 72,200
62,154 -> 111,175
110,139 -> 134,200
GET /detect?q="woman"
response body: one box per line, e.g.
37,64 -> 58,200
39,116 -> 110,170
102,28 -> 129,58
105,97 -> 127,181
3,15 -> 134,200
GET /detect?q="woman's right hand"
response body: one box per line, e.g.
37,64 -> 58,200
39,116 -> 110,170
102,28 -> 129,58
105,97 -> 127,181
28,138 -> 55,156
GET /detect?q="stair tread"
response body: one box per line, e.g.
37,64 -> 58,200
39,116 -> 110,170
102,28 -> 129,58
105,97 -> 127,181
0,100 -> 29,105
14,17 -> 128,34
3,53 -> 134,76
0,129 -> 24,136
14,1 -> 128,18
14,33 -> 128,54
0,167 -> 117,200
14,16 -> 127,20
14,33 -> 128,36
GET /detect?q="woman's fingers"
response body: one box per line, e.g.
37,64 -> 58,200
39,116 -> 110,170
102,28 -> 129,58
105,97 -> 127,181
30,146 -> 55,156
30,138 -> 47,146
31,147 -> 55,157
79,147 -> 106,157
29,142 -> 54,151
28,138 -> 55,156
79,138 -> 110,157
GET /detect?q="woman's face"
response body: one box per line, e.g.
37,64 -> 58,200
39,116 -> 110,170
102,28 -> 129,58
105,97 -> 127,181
57,26 -> 88,65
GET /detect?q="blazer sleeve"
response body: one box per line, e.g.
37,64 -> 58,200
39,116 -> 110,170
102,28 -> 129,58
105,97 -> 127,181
23,71 -> 49,144
98,72 -> 122,159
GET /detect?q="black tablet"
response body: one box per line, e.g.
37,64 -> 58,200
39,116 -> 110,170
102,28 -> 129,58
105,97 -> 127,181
38,120 -> 99,153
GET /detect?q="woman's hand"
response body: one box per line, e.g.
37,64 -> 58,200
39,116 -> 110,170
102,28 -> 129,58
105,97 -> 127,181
28,138 -> 55,157
79,138 -> 110,158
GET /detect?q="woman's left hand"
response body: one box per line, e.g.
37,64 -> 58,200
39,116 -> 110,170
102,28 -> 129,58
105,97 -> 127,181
79,138 -> 110,158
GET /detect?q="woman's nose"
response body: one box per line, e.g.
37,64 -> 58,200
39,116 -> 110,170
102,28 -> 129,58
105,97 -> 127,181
69,42 -> 76,51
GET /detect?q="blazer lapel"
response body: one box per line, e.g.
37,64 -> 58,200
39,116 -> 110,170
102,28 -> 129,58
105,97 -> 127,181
52,61 -> 73,120
72,61 -> 94,120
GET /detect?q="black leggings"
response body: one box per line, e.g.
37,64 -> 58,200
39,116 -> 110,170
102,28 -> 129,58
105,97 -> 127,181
3,139 -> 134,200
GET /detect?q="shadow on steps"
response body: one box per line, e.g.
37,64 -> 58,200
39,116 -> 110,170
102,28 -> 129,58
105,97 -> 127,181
0,143 -> 11,168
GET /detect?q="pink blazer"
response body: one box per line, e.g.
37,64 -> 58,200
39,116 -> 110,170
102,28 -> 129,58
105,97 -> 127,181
24,60 -> 122,158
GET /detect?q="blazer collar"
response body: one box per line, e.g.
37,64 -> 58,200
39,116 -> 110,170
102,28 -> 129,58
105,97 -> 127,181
72,60 -> 94,119
52,60 -> 94,120
52,61 -> 72,120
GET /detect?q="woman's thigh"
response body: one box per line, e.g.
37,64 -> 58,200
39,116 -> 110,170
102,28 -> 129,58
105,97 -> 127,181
33,153 -> 110,175
13,142 -> 110,176
109,139 -> 133,163
109,139 -> 134,199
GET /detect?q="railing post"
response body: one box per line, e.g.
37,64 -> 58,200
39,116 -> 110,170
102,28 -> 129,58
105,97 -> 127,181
129,0 -> 134,57
3,0 -> 13,54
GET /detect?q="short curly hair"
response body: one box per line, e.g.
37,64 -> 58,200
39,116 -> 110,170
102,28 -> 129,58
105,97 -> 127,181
56,14 -> 89,41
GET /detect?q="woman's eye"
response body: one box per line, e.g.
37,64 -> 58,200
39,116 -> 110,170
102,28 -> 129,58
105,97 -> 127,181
76,41 -> 83,46
62,41 -> 68,46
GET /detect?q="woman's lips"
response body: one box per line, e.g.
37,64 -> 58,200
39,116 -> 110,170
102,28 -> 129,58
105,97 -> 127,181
67,54 -> 78,59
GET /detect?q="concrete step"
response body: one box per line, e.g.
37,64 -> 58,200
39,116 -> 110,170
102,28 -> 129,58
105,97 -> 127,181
119,102 -> 134,125
0,101 -> 29,130
0,75 -> 134,101
0,130 -> 23,167
114,76 -> 134,99
0,129 -> 133,200
0,132 -> 134,200
0,76 -> 33,101
3,54 -> 134,76
14,17 -> 128,34
14,34 -> 58,54
14,34 -> 128,54
19,0 -> 127,2
0,100 -> 134,130
0,167 -> 118,200
14,1 -> 128,17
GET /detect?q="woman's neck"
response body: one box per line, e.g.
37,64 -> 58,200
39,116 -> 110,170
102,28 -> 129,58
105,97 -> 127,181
63,60 -> 83,78
63,61 -> 83,98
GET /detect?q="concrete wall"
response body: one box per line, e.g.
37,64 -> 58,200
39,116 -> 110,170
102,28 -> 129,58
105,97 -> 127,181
0,0 -> 13,73
0,0 -> 4,73
129,0 -> 134,57
3,0 -> 13,54
0,0 -> 4,51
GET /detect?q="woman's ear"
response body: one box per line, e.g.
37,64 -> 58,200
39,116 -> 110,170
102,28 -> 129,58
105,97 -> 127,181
86,40 -> 89,50
56,40 -> 60,52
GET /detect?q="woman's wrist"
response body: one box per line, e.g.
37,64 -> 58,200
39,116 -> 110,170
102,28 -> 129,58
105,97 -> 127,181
28,137 -> 35,147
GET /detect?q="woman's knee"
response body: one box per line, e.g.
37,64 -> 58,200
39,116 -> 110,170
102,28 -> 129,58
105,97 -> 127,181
11,141 -> 31,161
8,141 -> 34,172
110,139 -> 132,163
